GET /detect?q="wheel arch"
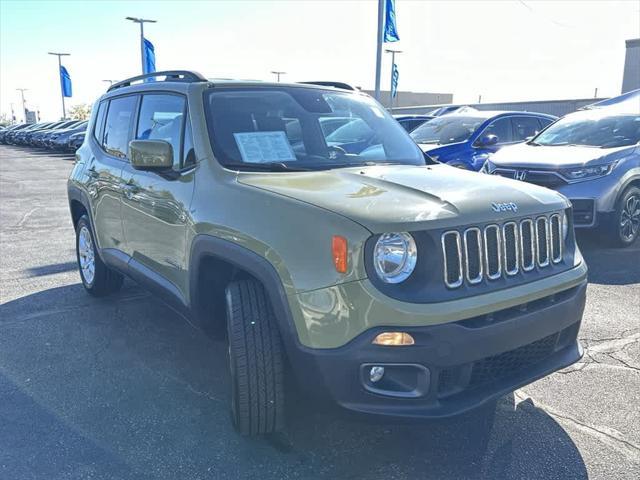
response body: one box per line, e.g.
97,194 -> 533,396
189,234 -> 299,346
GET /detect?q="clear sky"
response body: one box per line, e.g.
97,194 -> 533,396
1,0 -> 639,121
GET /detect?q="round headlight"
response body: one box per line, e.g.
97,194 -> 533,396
373,232 -> 417,284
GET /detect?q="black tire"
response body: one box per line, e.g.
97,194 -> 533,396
225,279 -> 285,436
604,186 -> 640,247
75,215 -> 123,296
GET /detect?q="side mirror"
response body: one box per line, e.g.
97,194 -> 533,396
477,134 -> 499,147
129,139 -> 173,170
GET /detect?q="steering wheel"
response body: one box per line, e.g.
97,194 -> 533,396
326,145 -> 348,160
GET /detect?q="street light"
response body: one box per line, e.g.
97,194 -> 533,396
126,17 -> 157,75
16,88 -> 28,122
271,71 -> 286,82
385,49 -> 402,112
48,52 -> 70,119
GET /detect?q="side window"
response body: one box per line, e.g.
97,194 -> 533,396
93,101 -> 107,143
482,117 -> 513,144
538,117 -> 554,130
136,94 -> 186,168
513,116 -> 542,141
103,96 -> 137,158
182,115 -> 196,168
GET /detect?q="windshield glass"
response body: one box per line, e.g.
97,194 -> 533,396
532,112 -> 640,148
410,116 -> 485,145
205,87 -> 424,170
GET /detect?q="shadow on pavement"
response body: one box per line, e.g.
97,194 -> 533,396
0,283 -> 588,479
23,261 -> 77,277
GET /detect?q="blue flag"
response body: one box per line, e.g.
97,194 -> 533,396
143,38 -> 156,75
391,63 -> 399,98
384,0 -> 400,43
60,66 -> 72,97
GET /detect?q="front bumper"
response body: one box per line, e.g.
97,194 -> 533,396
287,280 -> 586,419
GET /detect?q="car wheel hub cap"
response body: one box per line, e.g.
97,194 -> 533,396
78,226 -> 95,284
620,194 -> 640,241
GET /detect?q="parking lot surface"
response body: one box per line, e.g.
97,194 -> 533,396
1,145 -> 639,479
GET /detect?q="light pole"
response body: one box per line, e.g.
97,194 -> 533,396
126,17 -> 157,74
271,71 -> 286,82
48,52 -> 70,119
374,0 -> 384,100
385,49 -> 402,111
16,88 -> 28,122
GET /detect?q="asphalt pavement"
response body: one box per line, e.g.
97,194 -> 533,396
1,145 -> 638,479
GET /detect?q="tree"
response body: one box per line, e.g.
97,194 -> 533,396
69,104 -> 91,120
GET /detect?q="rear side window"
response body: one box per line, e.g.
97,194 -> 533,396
103,96 -> 137,158
136,94 -> 186,167
483,117 -> 513,144
93,102 -> 107,143
512,116 -> 542,141
538,117 -> 554,130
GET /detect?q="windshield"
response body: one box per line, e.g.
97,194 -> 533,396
410,116 -> 485,145
205,87 -> 424,170
532,113 -> 640,148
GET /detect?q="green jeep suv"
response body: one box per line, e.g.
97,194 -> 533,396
68,71 -> 588,436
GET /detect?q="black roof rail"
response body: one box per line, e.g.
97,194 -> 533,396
298,81 -> 357,91
107,70 -> 207,92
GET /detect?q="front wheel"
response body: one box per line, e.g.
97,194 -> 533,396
75,215 -> 123,296
225,279 -> 285,436
606,186 -> 640,247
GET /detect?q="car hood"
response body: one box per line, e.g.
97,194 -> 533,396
238,164 -> 568,233
490,142 -> 634,169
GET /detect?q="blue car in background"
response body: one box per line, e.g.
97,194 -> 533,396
410,110 -> 556,170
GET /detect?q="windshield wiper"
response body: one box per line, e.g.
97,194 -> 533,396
223,162 -> 311,172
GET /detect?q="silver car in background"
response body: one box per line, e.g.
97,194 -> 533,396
483,90 -> 640,247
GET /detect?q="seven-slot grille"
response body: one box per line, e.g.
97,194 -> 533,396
442,214 -> 564,288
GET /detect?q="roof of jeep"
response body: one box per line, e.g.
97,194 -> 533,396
102,71 -> 360,100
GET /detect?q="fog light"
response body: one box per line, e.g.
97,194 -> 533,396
372,332 -> 415,346
369,366 -> 385,383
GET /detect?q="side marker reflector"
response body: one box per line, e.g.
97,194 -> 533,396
332,235 -> 348,273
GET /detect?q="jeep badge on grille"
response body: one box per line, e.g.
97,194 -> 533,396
491,202 -> 518,213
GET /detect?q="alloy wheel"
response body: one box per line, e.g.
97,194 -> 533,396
620,193 -> 640,242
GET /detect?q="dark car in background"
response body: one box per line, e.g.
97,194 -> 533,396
30,120 -> 80,147
394,114 -> 435,132
47,121 -> 88,150
13,122 -> 58,145
0,123 -> 29,144
67,130 -> 86,152
410,110 -> 556,170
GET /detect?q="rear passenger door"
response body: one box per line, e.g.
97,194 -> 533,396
120,93 -> 196,300
86,95 -> 137,252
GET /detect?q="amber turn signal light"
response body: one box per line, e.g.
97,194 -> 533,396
332,235 -> 348,273
372,332 -> 415,346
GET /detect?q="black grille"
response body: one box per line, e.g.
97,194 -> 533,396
484,226 -> 501,279
536,217 -> 549,266
550,214 -> 562,262
443,232 -> 462,287
520,220 -> 535,271
468,333 -> 558,389
464,229 -> 482,283
503,223 -> 518,275
571,199 -> 595,226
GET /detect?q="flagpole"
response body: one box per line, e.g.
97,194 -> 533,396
126,17 -> 157,74
48,52 -> 70,119
374,0 -> 384,100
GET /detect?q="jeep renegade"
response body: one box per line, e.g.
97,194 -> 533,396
68,71 -> 588,436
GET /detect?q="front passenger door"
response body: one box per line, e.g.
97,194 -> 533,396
120,94 -> 196,300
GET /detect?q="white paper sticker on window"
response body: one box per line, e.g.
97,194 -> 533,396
233,131 -> 297,163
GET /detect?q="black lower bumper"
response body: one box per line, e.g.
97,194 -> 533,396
287,281 -> 587,419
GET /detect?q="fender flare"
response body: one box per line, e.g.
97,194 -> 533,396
189,234 -> 301,349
